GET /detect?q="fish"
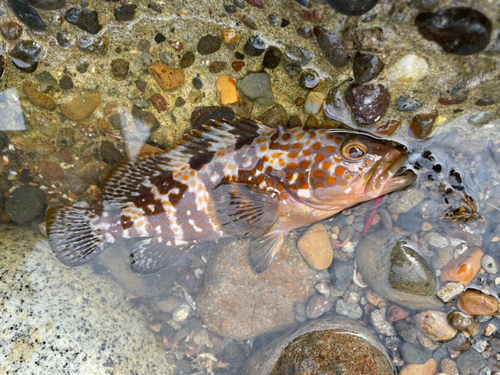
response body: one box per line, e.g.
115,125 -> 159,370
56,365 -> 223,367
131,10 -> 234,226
46,118 -> 417,274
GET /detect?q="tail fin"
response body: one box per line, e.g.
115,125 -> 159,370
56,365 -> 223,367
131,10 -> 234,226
46,206 -> 108,267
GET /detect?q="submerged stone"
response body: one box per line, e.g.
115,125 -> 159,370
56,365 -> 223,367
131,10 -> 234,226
25,0 -> 65,9
345,83 -> 390,125
9,40 -> 43,73
314,26 -> 350,67
1,21 -> 23,40
65,7 -> 102,35
237,72 -> 274,106
244,35 -> 266,57
325,0 -> 378,16
197,35 -> 221,55
396,95 -> 423,112
410,110 -> 438,139
8,0 -> 47,31
282,46 -> 312,77
353,52 -> 384,83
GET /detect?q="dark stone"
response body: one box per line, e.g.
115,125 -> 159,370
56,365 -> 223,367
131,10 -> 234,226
241,14 -> 258,30
114,3 -> 136,21
263,46 -> 282,69
401,342 -> 432,365
234,0 -> 245,8
244,36 -> 266,57
396,95 -> 423,112
394,320 -> 416,343
268,14 -> 278,26
65,7 -> 102,35
1,21 -> 23,40
299,70 -> 320,90
59,75 -> 73,89
25,0 -> 65,9
410,110 -> 438,139
111,59 -> 129,78
35,71 -> 57,87
76,61 -> 89,73
0,56 -> 4,80
224,341 -> 246,363
56,33 -> 72,48
283,46 -> 312,77
457,344 -> 488,374
131,105 -> 160,133
314,26 -> 350,67
191,106 -> 235,131
192,77 -> 202,90
442,332 -> 469,351
415,8 -> 492,56
224,4 -> 237,13
154,33 -> 166,44
280,18 -> 290,28
234,51 -> 244,60
326,0 -> 378,16
148,3 -> 162,13
5,185 -> 46,225
58,127 -> 75,147
352,52 -> 384,84
8,0 -> 47,32
475,96 -> 494,106
180,51 -> 195,68
345,83 -> 390,125
9,40 -> 43,73
288,115 -> 302,128
76,36 -> 107,53
257,104 -> 287,127
330,261 -> 354,292
297,26 -> 313,39
208,61 -> 227,73
197,35 -> 221,55
175,97 -> 186,107
100,140 -> 125,166
295,0 -> 309,7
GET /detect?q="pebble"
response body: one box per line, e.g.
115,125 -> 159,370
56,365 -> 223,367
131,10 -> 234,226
179,51 -> 195,68
440,247 -> 483,286
345,83 -> 390,125
268,14 -> 278,26
257,104 -> 287,127
299,70 -> 320,90
114,3 -> 136,21
483,323 -> 496,336
415,310 -> 457,342
244,36 -> 266,57
476,96 -> 494,106
157,296 -> 182,313
396,95 -> 423,112
370,307 -> 396,336
1,21 -> 23,40
447,310 -> 473,330
9,0 -> 47,31
440,358 -> 458,375
401,342 -> 432,365
100,141 -> 124,165
313,26 -> 350,67
58,127 -> 75,147
315,280 -> 330,297
410,110 -> 438,139
197,35 -> 221,55
482,254 -> 497,274
353,52 -> 384,84
467,111 -> 493,126
148,63 -> 184,90
216,75 -> 239,105
301,9 -> 324,23
304,91 -> 326,115
263,46 -> 282,69
395,320 -> 417,343
386,54 -> 429,82
472,339 -> 488,353
456,349 -> 488,374
58,75 -> 73,89
425,232 -> 448,248
60,92 -> 101,121
457,289 -> 499,316
241,14 -> 258,30
132,106 -> 160,132
222,30 -> 241,44
400,358 -> 438,375
23,81 -> 56,110
172,303 -> 190,323
65,7 -> 102,34
437,282 -> 464,303
297,26 -> 313,39
224,4 -> 236,13
416,8 -> 492,55
386,305 -> 409,322
244,0 -> 263,9
5,185 -> 46,225
325,0 -> 378,16
237,72 -> 274,106
9,40 -> 43,73
306,295 -> 331,319
175,97 -> 186,107
149,93 -> 167,112
330,261 -> 353,292
335,298 -> 363,319
297,224 -> 333,270
110,59 -> 129,79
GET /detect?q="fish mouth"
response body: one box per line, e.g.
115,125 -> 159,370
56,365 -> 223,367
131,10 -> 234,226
365,150 -> 417,198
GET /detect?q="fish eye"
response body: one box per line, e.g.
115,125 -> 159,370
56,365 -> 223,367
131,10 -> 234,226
342,142 -> 367,161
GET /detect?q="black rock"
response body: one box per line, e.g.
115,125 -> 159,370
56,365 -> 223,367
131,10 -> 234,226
295,0 -> 309,7
345,83 -> 390,125
175,97 -> 186,107
56,32 -> 72,48
353,52 -> 384,83
314,26 -> 350,67
224,4 -> 236,13
415,8 -> 492,56
148,3 -> 162,13
0,56 -> 4,80
326,0 -> 378,16
297,26 -> 313,39
100,140 -> 125,166
280,18 -> 290,27
244,36 -> 266,57
59,75 -> 73,89
396,95 -> 423,112
114,3 -> 136,21
154,32 -> 165,44
5,185 -> 46,225
180,51 -> 195,68
8,0 -> 47,32
192,76 -> 202,90
9,40 -> 43,73
234,51 -> 245,60
299,70 -> 320,90
65,7 -> 102,35
191,106 -> 235,131
25,0 -> 65,10
263,46 -> 282,69
234,0 -> 245,8
197,35 -> 221,55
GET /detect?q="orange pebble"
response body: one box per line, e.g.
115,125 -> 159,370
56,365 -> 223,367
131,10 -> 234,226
457,289 -> 499,316
216,75 -> 239,105
440,247 -> 483,286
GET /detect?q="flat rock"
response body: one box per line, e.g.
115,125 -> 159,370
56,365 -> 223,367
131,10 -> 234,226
297,223 -> 333,270
148,63 -> 185,91
8,0 -> 47,31
237,72 -> 274,106
5,186 -> 46,225
197,233 -> 316,340
441,247 -> 483,287
23,81 -> 56,110
457,289 -> 499,316
60,92 -> 101,121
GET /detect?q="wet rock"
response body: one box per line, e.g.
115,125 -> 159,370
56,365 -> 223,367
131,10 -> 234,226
441,247 -> 483,287
374,118 -> 402,136
456,349 -> 488,375
40,161 -> 64,181
282,46 -> 311,77
242,14 -> 258,30
231,61 -> 245,72
197,35 -> 221,55
437,282 -> 464,303
345,83 -> 390,125
190,106 -> 234,131
55,32 -> 71,48
8,0 -> 47,31
131,106 -> 160,133
33,137 -> 56,155
304,90 -> 326,115
335,298 -> 363,319
1,21 -> 22,40
9,40 -> 43,73
297,26 -> 313,39
179,51 -> 195,68
57,127 -> 75,148
476,96 -> 495,106
415,310 -> 457,341
299,70 -> 320,90
325,0 -> 378,16
222,30 -> 241,45
237,72 -> 274,106
457,289 -> 499,316
216,75 -> 239,105
331,261 -> 354,292
268,14 -> 278,26
5,186 -> 46,224
386,305 -> 408,322
110,59 -> 129,79
440,358 -> 458,375
415,8 -> 492,55
353,52 -> 384,84
400,359 -> 438,375
386,54 -> 429,82
224,341 -> 246,364
481,254 -> 497,274
148,63 -> 184,91
240,316 -> 395,375
396,95 -> 423,112
173,304 -> 190,323
257,104 -> 287,127
301,9 -> 324,23
65,7 -> 102,35
58,75 -> 73,90
23,81 -> 56,110
100,141 -> 124,166
313,26 -> 350,67
114,3 -> 136,21
467,111 -> 493,126
157,296 -> 182,313
60,92 -> 101,121
208,61 -> 227,73
370,307 -> 396,336
244,36 -> 266,57
150,93 -> 167,112
263,46 -> 282,70
395,320 -> 416,343
410,110 -> 438,139
197,234 -> 316,340
389,190 -> 426,215
244,0 -> 263,9
297,224 -> 333,270
447,310 -> 473,330
401,342 -> 432,365
425,232 -> 448,248
26,0 -> 65,9
356,230 -> 443,310
306,295 -> 331,319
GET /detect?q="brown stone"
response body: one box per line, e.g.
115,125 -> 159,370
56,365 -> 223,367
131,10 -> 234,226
410,110 -> 438,139
457,289 -> 499,316
366,289 -> 387,308
415,310 -> 457,342
447,310 -> 473,330
150,93 -> 167,112
440,358 -> 458,375
374,118 -> 402,136
301,9 -> 324,23
32,137 -> 55,155
208,61 -> 227,73
231,61 -> 245,72
148,63 -> 185,90
23,81 -> 56,110
440,247 -> 483,287
297,224 -> 334,270
386,304 -> 409,322
60,92 -> 101,121
1,21 -> 23,40
40,161 -> 64,181
400,358 -> 437,375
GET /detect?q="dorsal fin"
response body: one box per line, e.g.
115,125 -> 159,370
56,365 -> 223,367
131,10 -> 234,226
101,118 -> 274,207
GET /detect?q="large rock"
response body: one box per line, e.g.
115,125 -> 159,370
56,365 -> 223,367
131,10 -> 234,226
0,224 -> 173,374
356,229 -> 443,310
240,316 -> 397,375
197,233 -> 316,340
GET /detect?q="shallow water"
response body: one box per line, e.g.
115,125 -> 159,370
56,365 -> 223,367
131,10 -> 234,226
1,0 -> 500,374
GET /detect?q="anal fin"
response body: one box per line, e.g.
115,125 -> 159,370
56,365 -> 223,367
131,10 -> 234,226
248,232 -> 285,273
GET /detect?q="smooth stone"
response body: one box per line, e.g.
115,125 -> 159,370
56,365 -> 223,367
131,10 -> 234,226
197,34 -> 221,55
410,110 -> 438,139
244,35 -> 266,57
325,0 -> 378,16
26,0 -> 65,9
1,21 -> 23,40
395,320 -> 417,343
197,234 -> 316,340
440,247 -> 483,287
60,92 -> 101,121
179,51 -> 195,68
416,8 -> 492,55
447,310 -> 473,330
100,140 -> 124,166
388,188 -> 425,214
396,95 -> 423,112
148,63 -> 185,90
370,307 -> 396,336
5,186 -> 46,225
356,229 -> 443,310
345,83 -> 390,125
58,75 -> 73,89
313,26 -> 350,67
456,349 -> 488,374
386,54 -> 429,82
237,72 -> 274,106
23,81 -> 56,110
304,90 -> 326,115
457,289 -> 499,316
400,358 -> 438,375
297,26 -> 313,39
353,52 -> 384,84
114,3 -> 136,21
481,254 -> 497,274
297,224 -> 333,270
8,0 -> 47,31
401,342 -> 432,365
425,232 -> 448,248
467,111 -> 493,126
306,295 -> 331,319
131,106 -> 160,132
216,75 -> 239,105
239,316 -> 396,375
257,104 -> 287,127
263,46 -> 282,69
65,7 -> 102,35
386,304 -> 409,322
415,310 -> 457,342
9,40 -> 43,73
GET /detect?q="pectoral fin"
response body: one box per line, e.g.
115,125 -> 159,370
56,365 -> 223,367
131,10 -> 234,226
248,232 -> 285,273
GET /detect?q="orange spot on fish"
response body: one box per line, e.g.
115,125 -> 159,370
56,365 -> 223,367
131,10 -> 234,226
266,166 -> 273,173
257,175 -> 263,184
313,170 -> 324,178
183,176 -> 189,181
281,192 -> 287,199
300,160 -> 310,169
270,143 -> 278,150
297,133 -> 305,140
315,182 -> 324,188
278,159 -> 285,166
303,150 -> 311,156
198,184 -> 203,191
312,142 -> 321,150
365,159 -> 372,166
283,133 -> 291,141
300,182 -> 309,189
290,184 -> 297,191
262,156 -> 269,162
267,179 -> 274,187
277,184 -> 283,191
347,175 -> 352,180
257,164 -> 264,171
280,144 -> 289,151
334,156 -> 342,163
335,137 -> 342,144
287,163 -> 297,170
293,143 -> 302,149
190,180 -> 196,187
335,166 -> 345,176
326,134 -> 334,140
288,151 -> 298,158
326,176 -> 336,184
257,138 -> 266,143
309,132 -> 316,138
326,146 -> 336,153
296,173 -> 304,181
261,146 -> 268,152
323,161 -> 332,170
315,154 -> 324,162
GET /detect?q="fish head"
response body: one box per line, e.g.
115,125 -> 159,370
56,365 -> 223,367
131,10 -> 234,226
306,131 -> 417,210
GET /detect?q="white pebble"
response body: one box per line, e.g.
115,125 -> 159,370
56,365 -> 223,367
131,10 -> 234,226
172,303 -> 190,323
304,91 -> 326,115
386,54 -> 429,82
481,255 -> 497,274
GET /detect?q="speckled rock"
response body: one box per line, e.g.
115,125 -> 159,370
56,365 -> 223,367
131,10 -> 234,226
306,295 -> 331,319
65,7 -> 102,35
345,83 -> 390,125
148,63 -> 185,91
197,234 -> 316,340
0,225 -> 173,374
297,224 -> 333,270
440,247 -> 483,287
23,81 -> 56,110
457,289 -> 499,316
5,186 -> 46,225
240,316 -> 396,375
388,189 -> 426,214
456,349 -> 488,374
60,92 -> 101,121
386,54 -> 429,82
370,307 -> 396,336
111,58 -> 129,78
481,254 -> 497,274
237,72 -> 274,106
415,310 -> 457,342
1,21 -> 22,40
313,26 -> 350,67
9,40 -> 43,73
